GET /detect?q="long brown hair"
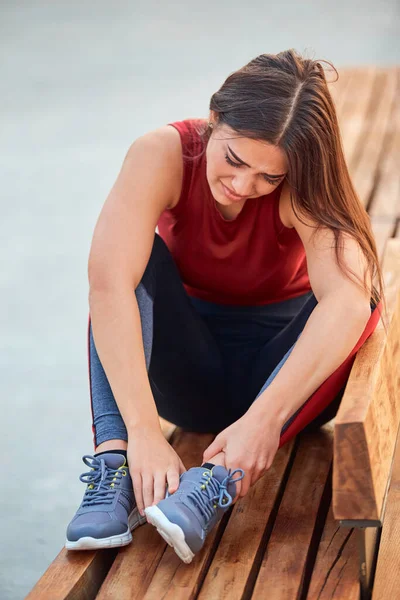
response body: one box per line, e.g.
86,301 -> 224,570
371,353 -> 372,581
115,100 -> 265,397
196,49 -> 384,311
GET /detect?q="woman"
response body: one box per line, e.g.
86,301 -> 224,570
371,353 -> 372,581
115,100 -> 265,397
65,49 -> 383,564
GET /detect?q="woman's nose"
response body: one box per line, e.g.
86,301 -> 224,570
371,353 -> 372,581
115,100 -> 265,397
231,176 -> 255,197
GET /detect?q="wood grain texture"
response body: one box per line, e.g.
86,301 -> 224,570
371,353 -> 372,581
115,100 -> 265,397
251,426 -> 334,600
196,442 -> 294,600
371,219 -> 396,261
338,67 -> 377,170
96,429 -> 215,600
351,68 -> 398,207
329,68 -> 353,118
307,505 -> 359,600
368,68 -> 400,220
372,428 -> 400,599
25,548 -> 117,600
333,240 -> 400,521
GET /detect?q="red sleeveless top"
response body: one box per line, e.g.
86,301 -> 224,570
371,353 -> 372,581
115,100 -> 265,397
157,118 -> 311,306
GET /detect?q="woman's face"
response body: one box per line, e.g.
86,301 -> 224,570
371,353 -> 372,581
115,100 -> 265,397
205,119 -> 288,211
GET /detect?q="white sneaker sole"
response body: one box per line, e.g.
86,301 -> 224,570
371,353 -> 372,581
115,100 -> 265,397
65,507 -> 147,551
144,505 -> 195,564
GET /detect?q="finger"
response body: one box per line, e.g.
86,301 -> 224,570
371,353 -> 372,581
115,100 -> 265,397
132,471 -> 145,516
208,451 -> 225,468
232,479 -> 242,503
251,467 -> 264,487
239,472 -> 252,498
179,459 -> 187,475
203,437 -> 223,462
142,474 -> 154,510
153,472 -> 167,505
167,468 -> 181,495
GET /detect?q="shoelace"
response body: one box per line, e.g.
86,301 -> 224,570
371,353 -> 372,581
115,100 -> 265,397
186,468 -> 245,522
79,455 -> 126,507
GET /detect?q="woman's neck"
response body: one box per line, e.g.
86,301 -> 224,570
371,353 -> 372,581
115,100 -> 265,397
214,198 -> 248,221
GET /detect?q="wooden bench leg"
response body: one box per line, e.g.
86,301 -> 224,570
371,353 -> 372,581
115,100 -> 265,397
340,523 -> 382,600
357,527 -> 382,600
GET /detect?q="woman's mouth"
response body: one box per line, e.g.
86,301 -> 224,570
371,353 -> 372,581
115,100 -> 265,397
221,182 -> 248,202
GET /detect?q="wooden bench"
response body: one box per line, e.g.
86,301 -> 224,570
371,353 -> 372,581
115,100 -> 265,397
27,66 -> 400,600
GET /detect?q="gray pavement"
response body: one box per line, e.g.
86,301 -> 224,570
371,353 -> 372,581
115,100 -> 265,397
1,1 -> 399,598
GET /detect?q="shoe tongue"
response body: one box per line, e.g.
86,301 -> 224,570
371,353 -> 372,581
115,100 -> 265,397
99,453 -> 126,470
208,465 -> 230,483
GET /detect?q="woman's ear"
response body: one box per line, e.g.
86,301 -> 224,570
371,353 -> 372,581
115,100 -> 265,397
208,109 -> 218,128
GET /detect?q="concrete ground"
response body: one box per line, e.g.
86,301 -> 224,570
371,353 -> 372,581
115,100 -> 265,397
1,1 -> 399,598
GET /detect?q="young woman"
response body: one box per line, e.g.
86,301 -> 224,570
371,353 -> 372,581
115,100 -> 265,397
65,49 -> 383,563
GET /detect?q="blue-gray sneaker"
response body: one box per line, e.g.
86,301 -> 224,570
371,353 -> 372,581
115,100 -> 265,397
144,465 -> 245,563
65,453 -> 147,550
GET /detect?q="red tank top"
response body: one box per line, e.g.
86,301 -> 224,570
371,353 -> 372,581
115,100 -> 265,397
157,118 -> 311,305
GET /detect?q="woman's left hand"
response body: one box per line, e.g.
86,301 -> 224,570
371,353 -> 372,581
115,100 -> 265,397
202,407 -> 283,499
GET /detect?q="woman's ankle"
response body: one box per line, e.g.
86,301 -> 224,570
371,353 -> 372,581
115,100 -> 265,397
95,439 -> 128,453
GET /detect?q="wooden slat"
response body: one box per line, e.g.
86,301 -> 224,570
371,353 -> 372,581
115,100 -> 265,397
352,69 -> 398,207
333,239 -> 400,521
250,425 -> 333,600
371,218 -> 396,261
368,68 -> 400,219
367,67 -> 400,259
141,442 -> 295,600
307,505 -> 359,600
27,418 -> 176,600
338,67 -> 377,170
329,68 -> 353,117
196,441 -> 294,600
372,427 -> 400,599
26,549 -> 117,600
359,526 -> 381,596
96,429 -> 215,600
100,438 -> 295,600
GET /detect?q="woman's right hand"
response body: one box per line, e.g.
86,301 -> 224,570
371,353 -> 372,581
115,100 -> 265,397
128,425 -> 187,517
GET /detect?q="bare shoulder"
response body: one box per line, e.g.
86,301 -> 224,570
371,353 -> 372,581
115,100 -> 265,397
279,180 -> 319,231
139,123 -> 182,151
135,124 -> 183,209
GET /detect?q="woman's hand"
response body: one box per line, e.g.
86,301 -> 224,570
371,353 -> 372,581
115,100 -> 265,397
128,425 -> 186,516
202,408 -> 283,499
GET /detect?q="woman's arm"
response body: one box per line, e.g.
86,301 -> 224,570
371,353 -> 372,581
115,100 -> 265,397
202,196 -> 374,498
248,290 -> 371,427
249,188 -> 373,425
88,127 -> 182,435
89,126 -> 191,513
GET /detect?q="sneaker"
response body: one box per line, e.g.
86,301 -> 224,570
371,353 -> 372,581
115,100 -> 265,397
65,453 -> 147,550
144,465 -> 245,563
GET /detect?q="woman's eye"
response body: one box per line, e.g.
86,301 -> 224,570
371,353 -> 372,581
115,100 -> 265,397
224,153 -> 279,186
224,153 -> 240,168
264,176 -> 279,185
